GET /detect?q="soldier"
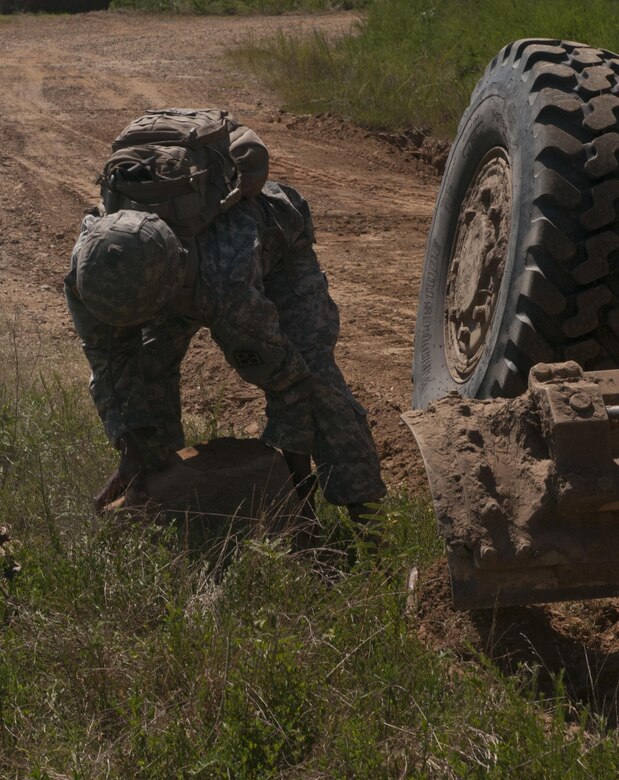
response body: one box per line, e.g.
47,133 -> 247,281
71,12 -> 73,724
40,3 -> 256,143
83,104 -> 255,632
65,180 -> 386,529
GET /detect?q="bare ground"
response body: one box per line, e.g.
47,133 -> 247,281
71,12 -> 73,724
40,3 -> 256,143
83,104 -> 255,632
3,9 -> 619,717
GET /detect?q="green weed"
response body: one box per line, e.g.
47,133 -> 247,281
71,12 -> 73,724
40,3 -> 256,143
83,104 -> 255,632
0,321 -> 619,775
239,0 -> 619,136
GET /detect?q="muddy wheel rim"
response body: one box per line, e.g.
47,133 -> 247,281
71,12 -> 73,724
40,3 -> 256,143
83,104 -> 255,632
444,147 -> 512,382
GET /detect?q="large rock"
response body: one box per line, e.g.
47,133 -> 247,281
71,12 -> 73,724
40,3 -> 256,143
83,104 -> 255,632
120,438 -> 299,550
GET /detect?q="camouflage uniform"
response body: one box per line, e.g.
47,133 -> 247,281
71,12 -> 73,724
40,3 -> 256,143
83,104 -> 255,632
66,182 -> 386,506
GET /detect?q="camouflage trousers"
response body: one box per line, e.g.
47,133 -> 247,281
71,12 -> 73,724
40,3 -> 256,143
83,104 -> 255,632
231,247 -> 385,507
142,249 -> 385,505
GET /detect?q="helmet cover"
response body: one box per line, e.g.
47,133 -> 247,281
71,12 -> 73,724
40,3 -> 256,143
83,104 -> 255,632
76,210 -> 186,326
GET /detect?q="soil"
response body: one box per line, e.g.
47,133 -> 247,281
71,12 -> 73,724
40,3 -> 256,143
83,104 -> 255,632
3,10 -> 619,712
413,560 -> 619,725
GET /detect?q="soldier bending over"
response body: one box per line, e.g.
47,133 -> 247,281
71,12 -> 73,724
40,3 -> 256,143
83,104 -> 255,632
66,181 -> 385,527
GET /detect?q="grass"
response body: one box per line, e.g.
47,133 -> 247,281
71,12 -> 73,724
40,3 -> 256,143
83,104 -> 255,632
238,0 -> 619,136
1,318 -> 619,776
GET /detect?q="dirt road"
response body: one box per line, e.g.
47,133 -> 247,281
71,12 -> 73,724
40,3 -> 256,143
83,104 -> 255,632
0,10 -> 438,490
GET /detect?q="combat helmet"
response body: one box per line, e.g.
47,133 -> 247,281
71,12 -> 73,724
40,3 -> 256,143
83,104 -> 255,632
75,210 -> 187,327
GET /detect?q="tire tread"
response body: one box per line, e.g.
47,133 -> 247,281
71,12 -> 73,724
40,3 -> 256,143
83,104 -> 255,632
490,40 -> 619,394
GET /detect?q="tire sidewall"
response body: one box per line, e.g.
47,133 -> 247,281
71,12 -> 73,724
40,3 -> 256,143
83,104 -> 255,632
413,78 -> 534,407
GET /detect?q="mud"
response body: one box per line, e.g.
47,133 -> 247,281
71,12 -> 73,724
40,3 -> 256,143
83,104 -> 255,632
405,366 -> 619,608
414,560 -> 619,725
3,10 -> 619,710
406,393 -> 550,548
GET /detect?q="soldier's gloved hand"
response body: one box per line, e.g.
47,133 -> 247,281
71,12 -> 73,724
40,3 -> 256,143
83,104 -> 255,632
93,430 -> 177,513
94,433 -> 147,513
94,468 -> 126,514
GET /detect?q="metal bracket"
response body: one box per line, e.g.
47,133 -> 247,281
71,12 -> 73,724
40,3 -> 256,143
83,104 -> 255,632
528,361 -> 614,508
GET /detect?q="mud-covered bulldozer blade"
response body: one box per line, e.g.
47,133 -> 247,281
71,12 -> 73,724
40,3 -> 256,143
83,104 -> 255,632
404,362 -> 619,610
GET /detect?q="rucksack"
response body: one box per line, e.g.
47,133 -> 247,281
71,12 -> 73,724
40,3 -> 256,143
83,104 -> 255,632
99,108 -> 269,238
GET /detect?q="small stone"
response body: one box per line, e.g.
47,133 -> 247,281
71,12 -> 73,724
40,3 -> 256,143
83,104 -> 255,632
514,539 -> 533,561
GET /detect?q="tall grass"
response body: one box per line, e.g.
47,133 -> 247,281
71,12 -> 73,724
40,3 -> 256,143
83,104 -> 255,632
240,0 -> 619,135
1,320 -> 619,775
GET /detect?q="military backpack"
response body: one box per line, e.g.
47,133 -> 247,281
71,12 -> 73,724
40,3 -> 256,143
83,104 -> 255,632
99,108 -> 269,238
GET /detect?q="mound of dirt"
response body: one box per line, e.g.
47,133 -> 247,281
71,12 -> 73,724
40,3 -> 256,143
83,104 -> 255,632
412,560 -> 619,724
283,112 -> 450,177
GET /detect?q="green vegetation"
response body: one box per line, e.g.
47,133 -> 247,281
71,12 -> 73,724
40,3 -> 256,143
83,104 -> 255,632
240,0 -> 619,135
110,0 -> 368,13
1,321 -> 619,776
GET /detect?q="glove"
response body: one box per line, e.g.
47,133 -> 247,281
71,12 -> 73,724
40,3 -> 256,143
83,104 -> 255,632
93,430 -> 178,513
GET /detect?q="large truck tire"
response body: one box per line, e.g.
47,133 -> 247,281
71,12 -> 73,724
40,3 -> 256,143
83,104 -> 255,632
413,39 -> 619,407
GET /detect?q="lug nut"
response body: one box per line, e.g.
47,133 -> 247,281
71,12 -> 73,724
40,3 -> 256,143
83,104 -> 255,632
473,305 -> 487,322
514,540 -> 533,561
569,392 -> 593,414
458,327 -> 471,344
475,542 -> 499,569
532,363 -> 552,382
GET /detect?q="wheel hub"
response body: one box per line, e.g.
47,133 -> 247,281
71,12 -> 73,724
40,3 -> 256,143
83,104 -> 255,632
444,147 -> 512,382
